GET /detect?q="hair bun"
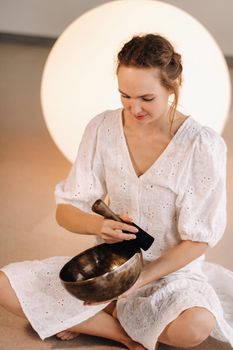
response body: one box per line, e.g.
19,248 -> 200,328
172,52 -> 181,64
167,52 -> 182,79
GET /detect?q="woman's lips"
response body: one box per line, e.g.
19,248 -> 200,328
134,114 -> 147,120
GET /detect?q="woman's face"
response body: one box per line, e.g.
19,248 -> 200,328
117,65 -> 171,125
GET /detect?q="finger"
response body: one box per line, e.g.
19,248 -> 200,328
112,222 -> 138,234
103,219 -> 138,234
101,231 -> 125,243
102,227 -> 137,241
122,233 -> 137,240
110,229 -> 137,241
103,233 -> 136,243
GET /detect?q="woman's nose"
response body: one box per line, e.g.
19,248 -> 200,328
130,100 -> 142,115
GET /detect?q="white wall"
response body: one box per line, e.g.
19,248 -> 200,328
163,0 -> 233,56
0,0 -> 233,56
0,0 -> 108,37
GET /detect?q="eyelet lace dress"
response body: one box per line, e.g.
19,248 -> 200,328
1,108 -> 233,349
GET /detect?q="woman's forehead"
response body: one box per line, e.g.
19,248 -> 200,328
117,65 -> 160,77
117,66 -> 163,94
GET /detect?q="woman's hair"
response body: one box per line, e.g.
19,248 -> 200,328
117,34 -> 183,130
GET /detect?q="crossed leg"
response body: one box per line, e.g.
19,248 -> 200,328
0,271 -> 216,349
0,272 -> 145,349
113,303 -> 216,349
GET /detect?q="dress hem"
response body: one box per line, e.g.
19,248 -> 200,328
117,294 -> 233,350
1,267 -> 109,340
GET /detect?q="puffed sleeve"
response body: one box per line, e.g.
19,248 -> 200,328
176,127 -> 227,247
55,112 -> 107,213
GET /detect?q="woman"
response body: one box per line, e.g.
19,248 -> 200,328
1,34 -> 233,350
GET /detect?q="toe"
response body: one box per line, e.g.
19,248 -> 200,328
56,330 -> 80,341
56,331 -> 71,340
67,333 -> 76,340
63,332 -> 72,340
56,331 -> 65,338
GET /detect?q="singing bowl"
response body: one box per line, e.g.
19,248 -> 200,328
59,242 -> 142,302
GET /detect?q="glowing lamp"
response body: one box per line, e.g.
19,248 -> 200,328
41,0 -> 231,163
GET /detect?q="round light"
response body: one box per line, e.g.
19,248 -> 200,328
41,0 -> 231,163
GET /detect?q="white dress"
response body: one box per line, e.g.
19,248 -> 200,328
2,108 -> 233,350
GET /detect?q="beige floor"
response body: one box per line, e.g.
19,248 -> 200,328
0,41 -> 233,350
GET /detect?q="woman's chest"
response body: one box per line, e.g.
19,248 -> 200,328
124,134 -> 170,177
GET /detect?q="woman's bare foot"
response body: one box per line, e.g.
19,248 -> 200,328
56,330 -> 80,340
56,330 -> 145,348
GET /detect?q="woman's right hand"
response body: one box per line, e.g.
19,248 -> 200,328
98,215 -> 138,244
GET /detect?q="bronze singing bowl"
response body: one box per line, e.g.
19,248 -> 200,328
59,242 -> 142,303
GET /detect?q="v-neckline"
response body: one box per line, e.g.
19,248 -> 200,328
118,109 -> 191,180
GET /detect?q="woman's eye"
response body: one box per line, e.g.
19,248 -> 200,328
121,95 -> 155,101
142,97 -> 155,102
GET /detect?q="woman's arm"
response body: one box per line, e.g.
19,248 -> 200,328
56,203 -> 138,242
119,240 -> 208,297
141,240 -> 208,282
56,203 -> 104,235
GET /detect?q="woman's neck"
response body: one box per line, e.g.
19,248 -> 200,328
122,108 -> 188,139
122,109 -> 171,138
